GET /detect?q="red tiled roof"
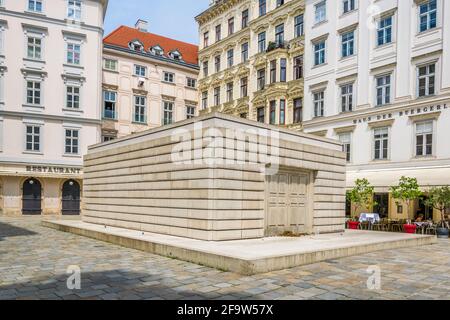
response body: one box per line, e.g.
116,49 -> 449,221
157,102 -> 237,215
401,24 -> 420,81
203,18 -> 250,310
104,26 -> 199,66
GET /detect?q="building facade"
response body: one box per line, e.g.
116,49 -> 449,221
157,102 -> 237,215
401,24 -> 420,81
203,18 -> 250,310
101,20 -> 199,140
302,0 -> 450,221
0,0 -> 108,216
196,0 -> 305,129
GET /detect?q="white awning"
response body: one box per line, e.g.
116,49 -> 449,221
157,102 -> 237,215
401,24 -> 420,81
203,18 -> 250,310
346,166 -> 450,192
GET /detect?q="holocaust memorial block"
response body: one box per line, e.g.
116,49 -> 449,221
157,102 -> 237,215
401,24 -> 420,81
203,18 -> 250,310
82,113 -> 346,241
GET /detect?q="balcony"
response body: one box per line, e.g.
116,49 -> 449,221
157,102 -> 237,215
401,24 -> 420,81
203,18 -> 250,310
266,41 -> 290,53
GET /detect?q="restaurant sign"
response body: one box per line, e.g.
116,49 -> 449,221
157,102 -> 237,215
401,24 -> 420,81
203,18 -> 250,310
26,166 -> 81,174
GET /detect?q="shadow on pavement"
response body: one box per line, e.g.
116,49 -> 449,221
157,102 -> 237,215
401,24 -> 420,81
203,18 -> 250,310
0,269 -> 250,300
0,221 -> 37,241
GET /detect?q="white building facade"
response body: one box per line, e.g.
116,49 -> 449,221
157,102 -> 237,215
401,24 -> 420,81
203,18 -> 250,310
0,0 -> 108,216
302,0 -> 450,220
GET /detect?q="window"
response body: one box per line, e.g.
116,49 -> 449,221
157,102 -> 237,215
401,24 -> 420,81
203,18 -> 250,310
65,129 -> 79,154
259,0 -> 266,17
150,45 -> 164,56
279,99 -> 286,125
257,69 -> 265,90
343,0 -> 355,14
203,31 -> 209,48
241,42 -> 249,62
164,72 -> 174,83
374,127 -> 389,160
129,40 -> 143,52
104,59 -> 117,71
102,135 -> 115,143
103,91 -> 116,119
242,9 -> 249,28
228,18 -> 234,35
214,55 -> 221,73
376,75 -> 391,106
27,36 -> 42,60
416,121 -> 433,157
240,77 -> 248,97
270,101 -> 276,125
377,16 -> 392,46
28,0 -> 42,12
257,107 -> 265,123
293,98 -> 302,123
314,41 -> 326,65
215,24 -> 221,42
203,61 -> 209,77
186,106 -> 196,119
294,55 -> 303,80
214,87 -> 220,106
418,63 -> 435,97
275,24 -> 284,46
187,77 -> 196,88
226,82 -> 233,102
202,91 -> 208,109
276,0 -> 284,7
134,65 -> 146,77
67,43 -> 81,65
313,91 -> 324,117
341,83 -> 353,112
227,49 -> 234,67
419,0 -> 437,32
315,1 -> 326,24
280,58 -> 287,83
270,60 -> 277,84
294,15 -> 304,38
339,133 -> 351,162
163,101 -> 174,125
68,0 -> 82,20
134,96 -> 146,123
258,32 -> 266,53
26,81 -> 41,105
341,31 -> 354,57
66,86 -> 80,109
25,125 -> 41,152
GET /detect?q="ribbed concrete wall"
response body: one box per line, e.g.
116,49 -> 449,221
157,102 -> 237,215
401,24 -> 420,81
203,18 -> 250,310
82,113 -> 346,240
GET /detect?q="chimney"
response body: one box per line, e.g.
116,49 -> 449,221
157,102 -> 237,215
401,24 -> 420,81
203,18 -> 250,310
135,19 -> 148,32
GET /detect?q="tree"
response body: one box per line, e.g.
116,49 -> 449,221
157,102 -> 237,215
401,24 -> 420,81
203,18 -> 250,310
424,186 -> 450,229
390,176 -> 422,221
347,179 -> 375,218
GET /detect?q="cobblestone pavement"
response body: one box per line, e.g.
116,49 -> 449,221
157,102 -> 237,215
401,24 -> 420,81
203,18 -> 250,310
1,217 -> 450,300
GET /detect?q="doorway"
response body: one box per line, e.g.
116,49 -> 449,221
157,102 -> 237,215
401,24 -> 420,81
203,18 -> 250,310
62,180 -> 81,215
373,193 -> 389,219
22,178 -> 42,215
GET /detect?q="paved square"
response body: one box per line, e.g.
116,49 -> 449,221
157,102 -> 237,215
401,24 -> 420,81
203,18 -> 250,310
1,217 -> 450,300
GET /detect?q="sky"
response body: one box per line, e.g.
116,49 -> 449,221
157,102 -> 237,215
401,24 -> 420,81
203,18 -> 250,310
104,0 -> 211,45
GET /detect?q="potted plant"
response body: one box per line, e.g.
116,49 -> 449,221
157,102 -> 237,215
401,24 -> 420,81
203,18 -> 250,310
346,179 -> 375,230
425,186 -> 450,238
390,176 -> 422,234
347,216 -> 360,230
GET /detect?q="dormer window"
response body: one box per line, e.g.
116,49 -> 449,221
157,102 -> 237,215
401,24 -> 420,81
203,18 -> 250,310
129,40 -> 144,52
150,45 -> 164,56
169,50 -> 182,61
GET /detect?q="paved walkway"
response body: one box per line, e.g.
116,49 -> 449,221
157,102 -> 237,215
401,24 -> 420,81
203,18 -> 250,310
1,217 -> 450,300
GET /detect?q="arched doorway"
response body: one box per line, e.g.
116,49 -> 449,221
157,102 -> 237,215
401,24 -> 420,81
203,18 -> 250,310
62,180 -> 80,215
22,178 -> 42,215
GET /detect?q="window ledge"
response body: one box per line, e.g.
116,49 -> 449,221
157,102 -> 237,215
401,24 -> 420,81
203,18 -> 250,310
103,68 -> 119,73
23,104 -> 44,110
339,54 -> 356,62
25,10 -> 46,17
102,118 -> 118,122
412,155 -> 437,161
23,151 -> 43,155
132,121 -> 148,125
162,81 -> 176,86
23,57 -> 45,64
185,86 -> 197,91
313,20 -> 328,28
416,26 -> 440,38
62,108 -> 83,114
63,63 -> 84,70
375,42 -> 395,51
340,9 -> 358,18
63,154 -> 82,158
312,62 -> 328,69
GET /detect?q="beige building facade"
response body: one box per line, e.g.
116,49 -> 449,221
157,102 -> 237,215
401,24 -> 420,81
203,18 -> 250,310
82,113 -> 346,241
0,0 -> 108,216
101,20 -> 199,141
196,0 -> 305,129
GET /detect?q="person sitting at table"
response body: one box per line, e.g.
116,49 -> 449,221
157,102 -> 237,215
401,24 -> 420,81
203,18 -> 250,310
415,214 -> 424,222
